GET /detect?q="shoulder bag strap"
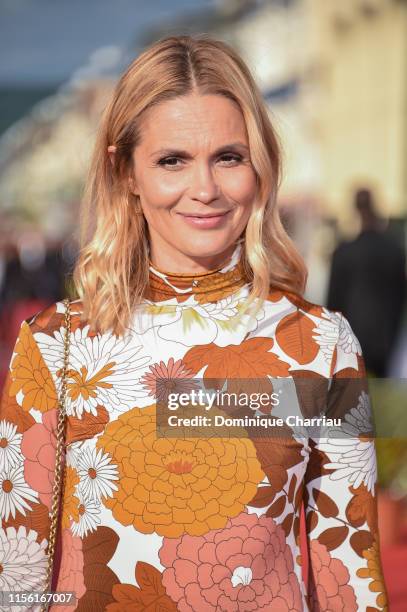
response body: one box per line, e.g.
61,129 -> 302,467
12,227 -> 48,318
41,297 -> 71,611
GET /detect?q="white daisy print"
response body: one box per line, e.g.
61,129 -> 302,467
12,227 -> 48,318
312,309 -> 342,363
322,438 -> 377,494
0,420 -> 22,472
313,309 -> 362,365
33,325 -> 152,418
321,392 -> 377,494
70,490 -> 101,538
76,446 -> 119,501
337,314 -> 362,355
336,390 -> 374,437
0,464 -> 39,521
0,526 -> 48,595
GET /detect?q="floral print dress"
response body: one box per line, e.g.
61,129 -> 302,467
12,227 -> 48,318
0,240 -> 388,611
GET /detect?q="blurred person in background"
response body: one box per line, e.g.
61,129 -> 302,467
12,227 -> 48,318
327,188 -> 406,377
0,225 -> 69,387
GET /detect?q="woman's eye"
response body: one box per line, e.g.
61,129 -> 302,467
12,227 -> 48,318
156,153 -> 243,168
157,157 -> 182,168
219,154 -> 243,165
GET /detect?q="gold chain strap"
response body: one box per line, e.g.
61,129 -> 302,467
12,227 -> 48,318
40,298 -> 71,612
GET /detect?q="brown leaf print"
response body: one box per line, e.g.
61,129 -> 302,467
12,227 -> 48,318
78,526 -> 119,610
276,311 -> 320,364
248,484 -> 277,508
284,292 -> 324,318
288,474 -> 297,503
281,512 -> 294,536
28,301 -> 86,336
290,370 -> 329,419
66,405 -> 110,445
28,302 -> 58,332
3,501 -> 50,544
304,439 -> 335,489
107,561 -> 177,611
331,353 -> 366,379
346,484 -> 378,532
183,337 -> 291,383
0,375 -> 35,432
294,482 -> 303,509
251,465 -> 287,509
249,438 -> 304,513
318,526 -> 349,551
266,494 -> 286,518
313,488 -> 339,518
350,530 -> 375,558
255,438 -> 304,473
306,510 -> 319,533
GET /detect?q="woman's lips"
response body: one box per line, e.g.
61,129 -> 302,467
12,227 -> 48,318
178,210 -> 231,229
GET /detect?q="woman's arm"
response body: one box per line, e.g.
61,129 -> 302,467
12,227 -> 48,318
0,318 -> 59,605
303,313 -> 389,611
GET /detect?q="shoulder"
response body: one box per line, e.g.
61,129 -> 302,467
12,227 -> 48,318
281,288 -> 360,343
267,288 -> 364,374
23,298 -> 85,337
269,287 -> 336,323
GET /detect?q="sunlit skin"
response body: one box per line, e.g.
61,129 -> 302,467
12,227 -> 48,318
116,92 -> 258,274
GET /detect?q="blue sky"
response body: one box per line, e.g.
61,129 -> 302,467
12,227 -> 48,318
0,0 -> 216,85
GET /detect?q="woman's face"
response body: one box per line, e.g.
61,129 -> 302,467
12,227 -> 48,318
128,92 -> 257,272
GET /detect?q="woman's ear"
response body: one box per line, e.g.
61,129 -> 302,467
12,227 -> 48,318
128,175 -> 138,195
107,145 -> 116,167
108,145 -> 138,194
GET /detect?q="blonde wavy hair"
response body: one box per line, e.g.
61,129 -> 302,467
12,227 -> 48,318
72,34 -> 307,336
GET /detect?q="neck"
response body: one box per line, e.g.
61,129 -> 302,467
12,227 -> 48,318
146,239 -> 250,303
148,240 -> 242,275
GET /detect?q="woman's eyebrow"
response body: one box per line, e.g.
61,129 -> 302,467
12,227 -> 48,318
150,142 -> 250,158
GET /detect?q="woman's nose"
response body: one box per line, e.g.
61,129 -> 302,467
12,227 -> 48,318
189,163 -> 220,204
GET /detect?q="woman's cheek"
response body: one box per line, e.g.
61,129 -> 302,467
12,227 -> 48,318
144,174 -> 186,205
221,167 -> 257,203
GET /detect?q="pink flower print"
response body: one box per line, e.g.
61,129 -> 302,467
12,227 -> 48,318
159,510 -> 302,611
139,357 -> 200,403
21,409 -> 60,509
308,540 -> 357,611
55,528 -> 86,610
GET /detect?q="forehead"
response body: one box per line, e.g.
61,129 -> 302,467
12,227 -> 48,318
138,93 -> 248,148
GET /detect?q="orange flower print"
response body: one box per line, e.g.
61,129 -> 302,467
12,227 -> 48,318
9,322 -> 58,413
33,325 -> 151,419
61,466 -> 80,529
356,538 -> 388,610
139,356 -> 200,403
97,405 -> 265,537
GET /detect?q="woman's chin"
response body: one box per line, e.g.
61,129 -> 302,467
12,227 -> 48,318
178,236 -> 237,259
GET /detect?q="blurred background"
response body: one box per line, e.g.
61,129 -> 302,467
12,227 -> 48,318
0,0 -> 406,607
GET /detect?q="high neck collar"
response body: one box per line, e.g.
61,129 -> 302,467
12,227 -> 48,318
146,239 -> 249,303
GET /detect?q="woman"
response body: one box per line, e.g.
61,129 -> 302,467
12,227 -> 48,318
0,35 -> 388,611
